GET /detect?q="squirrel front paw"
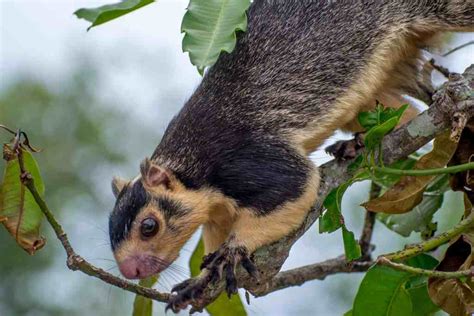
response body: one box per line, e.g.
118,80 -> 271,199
166,245 -> 259,313
325,132 -> 364,160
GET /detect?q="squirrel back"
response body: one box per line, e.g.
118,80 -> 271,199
152,0 -> 473,200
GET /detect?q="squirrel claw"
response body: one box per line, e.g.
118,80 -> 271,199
167,277 -> 207,313
167,245 -> 258,313
325,132 -> 364,160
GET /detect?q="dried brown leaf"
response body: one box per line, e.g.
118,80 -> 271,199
428,236 -> 474,316
449,120 -> 474,204
364,131 -> 458,214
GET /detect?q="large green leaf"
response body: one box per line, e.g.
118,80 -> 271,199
353,265 -> 412,316
181,0 -> 250,74
132,276 -> 158,316
74,0 -> 154,30
0,146 -> 45,254
352,254 -> 439,316
408,283 -> 439,316
190,238 -> 247,315
405,255 -> 440,316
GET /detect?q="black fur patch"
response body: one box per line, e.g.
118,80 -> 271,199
208,138 -> 309,215
156,197 -> 189,221
109,180 -> 148,251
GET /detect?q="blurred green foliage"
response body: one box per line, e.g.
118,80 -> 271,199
0,65 -> 158,316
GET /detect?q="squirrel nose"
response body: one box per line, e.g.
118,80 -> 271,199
118,255 -> 169,279
118,258 -> 141,279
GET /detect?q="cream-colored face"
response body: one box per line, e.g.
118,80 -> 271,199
109,158 -> 210,279
112,202 -> 193,279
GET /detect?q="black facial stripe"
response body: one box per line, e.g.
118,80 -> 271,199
109,180 -> 148,251
155,197 -> 190,222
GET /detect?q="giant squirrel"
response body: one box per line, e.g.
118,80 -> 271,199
108,0 -> 474,312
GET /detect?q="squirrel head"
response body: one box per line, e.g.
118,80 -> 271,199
108,158 -> 208,279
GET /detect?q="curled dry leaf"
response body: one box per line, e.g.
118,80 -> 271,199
0,145 -> 46,254
428,236 -> 474,316
449,119 -> 474,203
363,131 -> 458,214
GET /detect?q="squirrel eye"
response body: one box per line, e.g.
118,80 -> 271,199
140,218 -> 159,238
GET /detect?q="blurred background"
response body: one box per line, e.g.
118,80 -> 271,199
0,1 -> 472,315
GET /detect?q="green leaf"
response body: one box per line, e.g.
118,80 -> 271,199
358,104 -> 408,130
181,0 -> 251,74
132,276 -> 158,316
74,0 -> 154,30
190,238 -> 247,316
405,253 -> 439,271
364,116 -> 399,150
320,184 -> 348,233
352,255 -> 439,316
405,254 -> 440,316
0,146 -> 46,254
408,283 -> 439,316
320,172 -> 369,261
361,104 -> 408,150
342,226 -> 362,261
377,175 -> 448,238
190,238 -> 205,278
320,171 -> 370,234
358,111 -> 379,130
379,104 -> 409,125
353,265 -> 412,316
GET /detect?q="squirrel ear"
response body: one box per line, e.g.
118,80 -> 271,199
111,177 -> 128,198
140,158 -> 171,189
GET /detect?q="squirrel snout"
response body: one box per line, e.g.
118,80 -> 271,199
118,255 -> 167,279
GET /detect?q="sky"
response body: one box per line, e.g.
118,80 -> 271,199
1,1 -> 473,315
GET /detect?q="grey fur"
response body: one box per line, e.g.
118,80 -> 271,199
148,0 -> 472,212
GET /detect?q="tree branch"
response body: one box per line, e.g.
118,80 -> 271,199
9,65 -> 474,311
16,150 -> 170,303
252,256 -> 374,296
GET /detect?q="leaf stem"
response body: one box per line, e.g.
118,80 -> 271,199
382,212 -> 474,261
378,257 -> 473,279
373,162 -> 474,176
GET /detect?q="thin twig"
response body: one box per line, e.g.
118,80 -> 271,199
442,40 -> 474,57
0,124 -> 17,135
378,257 -> 473,279
15,150 -> 170,303
382,212 -> 474,262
